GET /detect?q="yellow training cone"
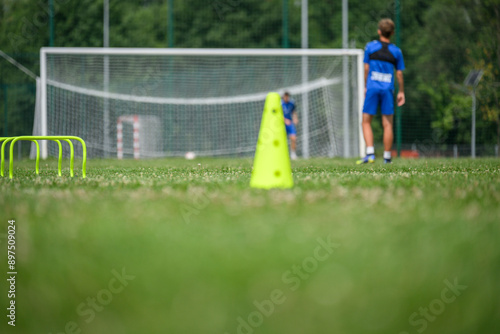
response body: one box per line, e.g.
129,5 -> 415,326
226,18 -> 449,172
250,92 -> 293,189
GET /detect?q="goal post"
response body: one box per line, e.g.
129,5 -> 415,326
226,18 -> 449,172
37,48 -> 365,159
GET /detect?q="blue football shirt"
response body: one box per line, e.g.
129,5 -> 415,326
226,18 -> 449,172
282,100 -> 296,120
364,40 -> 405,90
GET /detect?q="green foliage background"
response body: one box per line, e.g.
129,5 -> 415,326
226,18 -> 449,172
0,0 -> 499,154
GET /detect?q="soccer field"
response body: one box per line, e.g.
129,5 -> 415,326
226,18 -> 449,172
1,158 -> 499,334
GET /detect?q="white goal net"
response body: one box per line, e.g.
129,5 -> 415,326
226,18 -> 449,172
34,48 -> 364,159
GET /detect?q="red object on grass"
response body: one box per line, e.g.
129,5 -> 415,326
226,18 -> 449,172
391,150 -> 419,158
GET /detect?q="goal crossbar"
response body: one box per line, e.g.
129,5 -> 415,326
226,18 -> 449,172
41,47 -> 364,57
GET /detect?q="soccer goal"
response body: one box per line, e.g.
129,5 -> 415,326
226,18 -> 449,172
34,48 -> 365,159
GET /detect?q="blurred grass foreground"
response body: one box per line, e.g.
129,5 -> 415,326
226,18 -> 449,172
0,157 -> 499,334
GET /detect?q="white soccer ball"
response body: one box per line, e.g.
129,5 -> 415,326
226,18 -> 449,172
185,151 -> 196,160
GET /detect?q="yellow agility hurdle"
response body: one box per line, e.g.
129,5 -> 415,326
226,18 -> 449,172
1,136 -> 86,179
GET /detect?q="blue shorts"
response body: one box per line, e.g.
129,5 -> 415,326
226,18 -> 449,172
363,89 -> 394,115
286,123 -> 297,136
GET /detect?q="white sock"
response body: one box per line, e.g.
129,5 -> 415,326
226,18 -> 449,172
366,146 -> 375,155
383,151 -> 391,159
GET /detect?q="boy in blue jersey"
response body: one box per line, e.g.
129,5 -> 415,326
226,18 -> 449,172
282,92 -> 299,160
357,18 -> 405,164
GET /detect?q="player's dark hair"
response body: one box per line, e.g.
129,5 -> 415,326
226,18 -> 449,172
378,19 -> 395,39
283,91 -> 290,97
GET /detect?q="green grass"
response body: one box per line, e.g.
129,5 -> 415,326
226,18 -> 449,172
1,158 -> 500,334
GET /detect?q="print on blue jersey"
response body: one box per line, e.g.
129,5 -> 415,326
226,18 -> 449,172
364,40 -> 405,91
